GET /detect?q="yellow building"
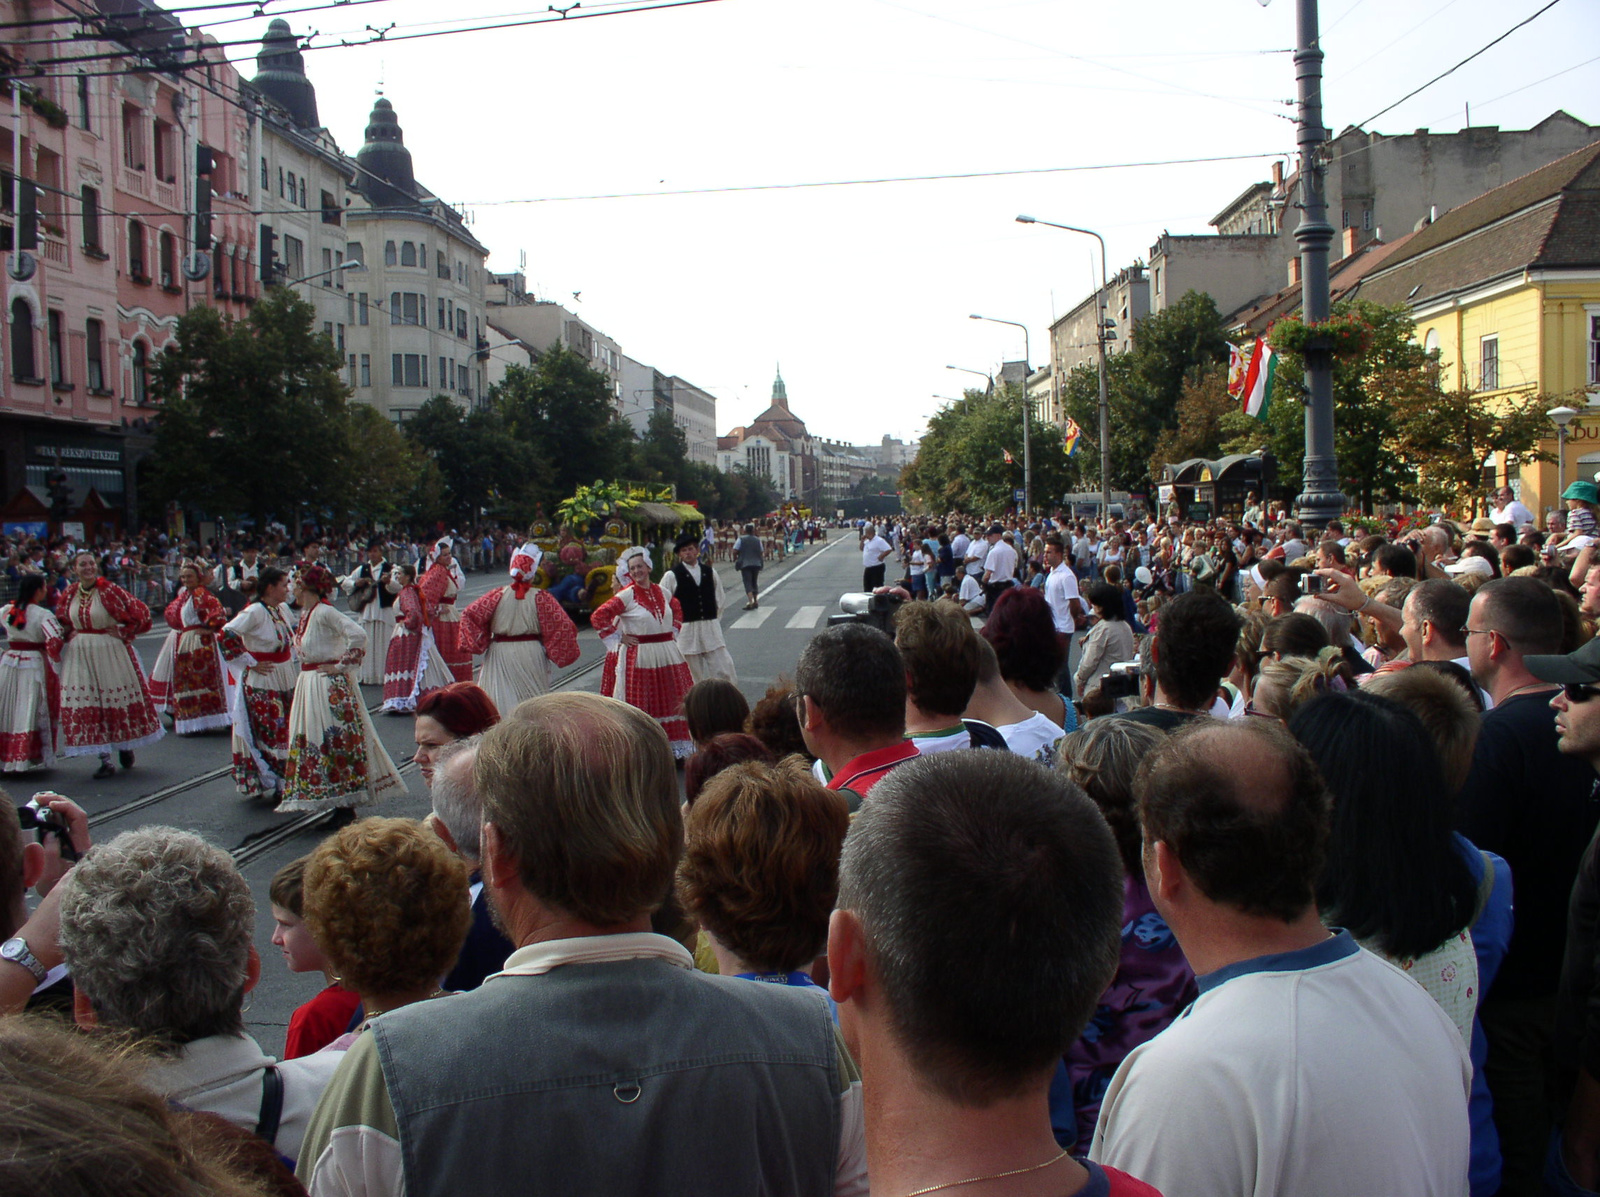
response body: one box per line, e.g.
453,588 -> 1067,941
1359,140 -> 1600,522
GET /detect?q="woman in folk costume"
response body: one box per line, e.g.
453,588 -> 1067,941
381,564 -> 454,713
54,551 -> 163,780
419,538 -> 471,683
147,559 -> 233,735
658,531 -> 737,685
591,546 -> 695,759
278,565 -> 405,814
339,542 -> 397,686
0,575 -> 63,772
219,566 -> 298,799
457,542 -> 581,715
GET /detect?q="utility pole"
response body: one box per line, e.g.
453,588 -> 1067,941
1292,0 -> 1346,530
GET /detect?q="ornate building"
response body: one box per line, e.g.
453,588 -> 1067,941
716,369 -> 874,505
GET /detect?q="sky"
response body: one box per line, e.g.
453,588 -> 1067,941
210,0 -> 1598,446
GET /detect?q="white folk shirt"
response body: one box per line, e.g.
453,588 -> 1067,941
658,562 -> 729,656
1045,561 -> 1083,632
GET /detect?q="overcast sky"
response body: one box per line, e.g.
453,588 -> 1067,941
217,0 -> 1597,445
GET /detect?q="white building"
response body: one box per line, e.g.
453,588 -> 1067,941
667,376 -> 717,465
482,277 -> 624,408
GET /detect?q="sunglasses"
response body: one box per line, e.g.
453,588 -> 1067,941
1563,683 -> 1600,704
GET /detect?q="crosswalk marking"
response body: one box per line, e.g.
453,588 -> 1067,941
731,605 -> 776,630
786,605 -> 826,629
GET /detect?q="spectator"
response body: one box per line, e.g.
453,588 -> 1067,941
1,790 -> 84,1012
1250,651 -> 1352,721
427,735 -> 515,992
893,600 -> 998,754
1402,577 -> 1474,667
1113,590 -> 1238,732
795,623 -> 917,803
1092,720 -> 1472,1194
828,750 -> 1152,1197
734,524 -> 765,611
270,855 -> 360,1059
298,692 -> 867,1196
1075,582 -> 1136,703
745,676 -> 811,761
860,524 -> 892,591
1260,567 -> 1307,617
1365,664 -> 1484,792
965,635 -> 1068,763
412,681 -> 500,787
981,523 -> 1019,613
682,679 -> 750,748
1260,610 -> 1330,660
684,732 -> 776,804
59,827 -> 341,1165
983,584 -> 1074,730
1051,718 -> 1194,1156
1457,576 -> 1600,1193
302,817 -> 471,1049
1371,542 -> 1419,580
677,758 -> 847,1002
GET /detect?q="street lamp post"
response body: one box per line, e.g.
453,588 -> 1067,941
945,364 -> 993,395
1550,405 -> 1579,504
1016,216 -> 1113,521
283,259 -> 361,288
969,315 -> 1032,514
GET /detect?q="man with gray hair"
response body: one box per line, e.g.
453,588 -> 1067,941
428,736 -> 514,991
300,692 -> 867,1196
58,826 -> 341,1165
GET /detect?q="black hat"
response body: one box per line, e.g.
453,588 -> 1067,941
1527,636 -> 1600,686
674,531 -> 700,553
986,523 -> 1005,535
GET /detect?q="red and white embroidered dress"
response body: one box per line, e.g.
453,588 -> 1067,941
0,601 -> 62,771
457,583 -> 580,716
148,586 -> 233,735
419,561 -> 471,683
381,584 -> 453,713
220,599 -> 298,797
591,582 -> 694,758
53,580 -> 163,756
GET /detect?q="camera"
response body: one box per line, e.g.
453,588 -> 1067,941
1099,659 -> 1142,700
18,797 -> 78,862
827,591 -> 904,636
1299,573 -> 1326,595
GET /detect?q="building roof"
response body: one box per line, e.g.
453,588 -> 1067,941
1358,140 -> 1600,308
1226,229 -> 1420,334
1210,180 -> 1273,230
746,367 -> 809,442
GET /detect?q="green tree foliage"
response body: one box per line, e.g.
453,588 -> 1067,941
1148,366 -> 1262,482
343,404 -> 441,524
401,395 -> 516,521
146,289 -> 351,528
901,384 -> 1076,513
1391,385 -> 1553,512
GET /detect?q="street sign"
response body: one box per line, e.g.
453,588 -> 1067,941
1014,489 -> 1025,503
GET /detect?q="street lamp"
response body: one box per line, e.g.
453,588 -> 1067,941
1550,405 -> 1579,502
945,364 -> 992,393
969,315 -> 1032,514
1016,215 -> 1113,521
933,393 -> 968,412
283,259 -> 361,288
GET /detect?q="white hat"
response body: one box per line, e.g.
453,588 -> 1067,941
1134,566 -> 1153,586
426,537 -> 451,568
1442,555 -> 1494,579
508,541 -> 543,581
618,545 -> 652,575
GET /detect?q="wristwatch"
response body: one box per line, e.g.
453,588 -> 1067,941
0,936 -> 46,983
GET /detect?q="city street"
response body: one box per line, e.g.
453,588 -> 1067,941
38,534 -> 864,1054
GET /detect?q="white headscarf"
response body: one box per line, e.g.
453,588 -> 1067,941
427,537 -> 451,568
618,545 -> 652,577
509,541 -> 543,581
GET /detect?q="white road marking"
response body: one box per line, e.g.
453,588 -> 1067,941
787,605 -> 826,629
731,605 -> 777,630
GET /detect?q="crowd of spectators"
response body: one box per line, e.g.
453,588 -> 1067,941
8,491 -> 1600,1197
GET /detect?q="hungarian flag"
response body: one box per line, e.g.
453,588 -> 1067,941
1236,335 -> 1276,422
1003,448 -> 1014,464
1063,417 -> 1082,457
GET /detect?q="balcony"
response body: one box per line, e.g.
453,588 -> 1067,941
154,179 -> 176,209
41,237 -> 66,266
122,167 -> 147,197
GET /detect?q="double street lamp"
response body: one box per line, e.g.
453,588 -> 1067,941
1015,215 -> 1113,520
968,314 -> 1031,514
1550,405 -> 1580,500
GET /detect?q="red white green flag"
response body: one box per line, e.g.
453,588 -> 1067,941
1236,335 -> 1276,422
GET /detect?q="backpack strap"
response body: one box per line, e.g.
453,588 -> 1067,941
255,1064 -> 284,1146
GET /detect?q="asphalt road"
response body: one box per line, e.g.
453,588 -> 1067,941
27,532 -> 868,1055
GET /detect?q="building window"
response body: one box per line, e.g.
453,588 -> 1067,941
401,293 -> 419,325
321,248 -> 333,287
85,318 -> 104,391
1480,336 -> 1500,391
278,166 -> 284,198
213,242 -> 228,297
437,250 -> 448,279
121,104 -> 144,170
335,250 -> 344,289
321,189 -> 340,225
1363,208 -> 1373,231
1590,314 -> 1600,387
389,292 -> 401,324
286,170 -> 296,203
76,74 -> 91,130
81,185 -> 102,253
282,234 -> 304,280
131,339 -> 148,404
153,120 -> 174,183
159,230 -> 177,288
336,323 -> 344,353
9,300 -> 34,381
47,310 -> 65,386
439,356 -> 448,388
346,241 -> 363,267
456,308 -> 467,339
348,353 -> 356,386
400,241 -> 417,267
438,298 -> 445,329
358,292 -> 369,326
360,353 -> 371,387
261,157 -> 269,190
384,240 -> 397,266
323,321 -> 333,343
392,353 -> 426,387
128,219 -> 147,280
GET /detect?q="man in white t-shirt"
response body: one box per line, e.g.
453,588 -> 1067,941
1490,486 -> 1536,530
949,526 -> 971,575
956,573 -> 985,617
861,525 -> 892,591
981,525 -> 1018,616
962,529 -> 988,578
1092,720 -> 1472,1197
1043,535 -> 1085,633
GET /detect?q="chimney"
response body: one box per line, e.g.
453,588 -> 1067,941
1341,227 -> 1358,258
1288,256 -> 1301,286
1271,160 -> 1283,190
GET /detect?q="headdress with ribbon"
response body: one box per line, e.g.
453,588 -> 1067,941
180,557 -> 215,587
427,537 -> 452,569
618,545 -> 652,581
509,542 -> 543,599
299,564 -> 336,599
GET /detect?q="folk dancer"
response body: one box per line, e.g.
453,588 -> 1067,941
0,575 -> 62,772
420,538 -> 471,683
591,546 -> 695,759
658,531 -> 737,684
148,559 -> 234,736
457,542 -> 580,715
339,543 -> 398,686
219,566 -> 299,800
381,564 -> 453,714
54,551 -> 163,779
278,565 -> 405,814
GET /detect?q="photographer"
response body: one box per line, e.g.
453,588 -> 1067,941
1,791 -> 89,1012
1075,583 -> 1135,704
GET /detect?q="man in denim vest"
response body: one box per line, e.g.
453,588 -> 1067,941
298,691 -> 867,1197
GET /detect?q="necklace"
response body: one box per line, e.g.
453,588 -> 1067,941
903,1150 -> 1068,1196
1498,681 -> 1556,703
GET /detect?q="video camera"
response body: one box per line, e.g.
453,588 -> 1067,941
827,591 -> 905,636
1098,659 -> 1142,701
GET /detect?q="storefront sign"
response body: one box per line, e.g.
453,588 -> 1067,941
30,444 -> 122,464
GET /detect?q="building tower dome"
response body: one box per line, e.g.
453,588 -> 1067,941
771,364 -> 789,409
251,19 -> 319,129
355,96 -> 416,210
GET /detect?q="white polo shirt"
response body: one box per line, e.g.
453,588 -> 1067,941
984,540 -> 1018,584
1044,561 -> 1082,632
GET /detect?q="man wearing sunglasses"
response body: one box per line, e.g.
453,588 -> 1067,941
1527,637 -> 1600,1193
1457,578 -> 1600,1195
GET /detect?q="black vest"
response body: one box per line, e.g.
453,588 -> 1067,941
671,563 -> 718,623
357,560 -> 398,608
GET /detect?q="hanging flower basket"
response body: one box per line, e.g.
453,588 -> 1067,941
1269,313 -> 1374,360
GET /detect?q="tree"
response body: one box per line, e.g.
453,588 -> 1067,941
344,404 -> 439,525
1148,366 -> 1261,482
146,289 -> 351,528
1391,385 -> 1553,513
401,395 -> 516,521
901,384 -> 1077,513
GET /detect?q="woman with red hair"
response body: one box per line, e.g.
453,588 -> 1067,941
412,681 -> 500,787
983,584 -> 1076,731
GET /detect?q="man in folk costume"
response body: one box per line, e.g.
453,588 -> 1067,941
457,542 -> 580,715
419,537 -> 471,683
339,543 -> 397,686
658,531 -> 737,684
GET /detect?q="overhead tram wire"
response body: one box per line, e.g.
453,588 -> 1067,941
0,0 -> 307,32
7,0 -> 397,50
